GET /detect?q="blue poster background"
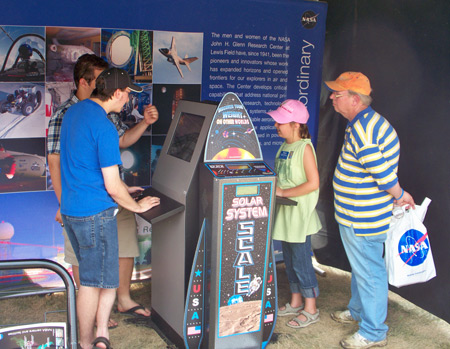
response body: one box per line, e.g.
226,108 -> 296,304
201,4 -> 327,166
0,0 -> 327,288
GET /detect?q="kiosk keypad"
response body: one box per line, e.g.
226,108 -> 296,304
206,162 -> 275,178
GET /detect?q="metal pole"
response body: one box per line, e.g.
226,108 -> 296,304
0,259 -> 77,349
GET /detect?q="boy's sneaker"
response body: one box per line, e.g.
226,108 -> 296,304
340,332 -> 387,349
331,310 -> 357,324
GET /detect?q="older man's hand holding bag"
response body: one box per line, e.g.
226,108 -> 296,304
385,198 -> 436,288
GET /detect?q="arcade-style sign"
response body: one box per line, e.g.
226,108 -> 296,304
184,92 -> 277,348
204,92 -> 262,162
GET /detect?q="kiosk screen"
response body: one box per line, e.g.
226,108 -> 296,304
167,112 -> 205,162
236,184 -> 259,196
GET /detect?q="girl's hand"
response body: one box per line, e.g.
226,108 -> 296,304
276,186 -> 284,197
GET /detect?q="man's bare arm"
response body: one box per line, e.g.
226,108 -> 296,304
48,153 -> 63,223
101,165 -> 160,213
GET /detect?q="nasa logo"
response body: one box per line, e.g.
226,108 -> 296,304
301,11 -> 319,29
398,229 -> 430,266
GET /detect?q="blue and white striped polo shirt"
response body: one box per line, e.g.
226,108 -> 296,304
333,106 -> 400,236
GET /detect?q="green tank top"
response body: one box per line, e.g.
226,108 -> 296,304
272,139 -> 322,243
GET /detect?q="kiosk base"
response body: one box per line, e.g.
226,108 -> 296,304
151,310 -> 184,348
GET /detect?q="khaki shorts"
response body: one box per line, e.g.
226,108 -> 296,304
63,205 -> 139,266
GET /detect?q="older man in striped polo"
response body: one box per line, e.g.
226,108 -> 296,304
325,72 -> 415,349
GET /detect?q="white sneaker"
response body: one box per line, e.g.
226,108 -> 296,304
340,332 -> 387,349
331,310 -> 357,324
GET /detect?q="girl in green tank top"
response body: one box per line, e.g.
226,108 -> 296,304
267,100 -> 321,329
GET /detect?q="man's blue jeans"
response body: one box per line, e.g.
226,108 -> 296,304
62,207 -> 119,289
339,224 -> 388,342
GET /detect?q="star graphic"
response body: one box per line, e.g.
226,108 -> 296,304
195,269 -> 202,277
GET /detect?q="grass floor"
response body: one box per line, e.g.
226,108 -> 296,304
1,262 -> 449,348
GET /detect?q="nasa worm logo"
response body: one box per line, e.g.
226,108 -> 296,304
301,11 -> 319,29
398,229 -> 430,266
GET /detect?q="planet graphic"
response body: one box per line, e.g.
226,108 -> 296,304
212,147 -> 255,161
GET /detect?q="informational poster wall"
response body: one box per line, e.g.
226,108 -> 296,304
0,27 -> 204,289
0,0 -> 327,290
202,25 -> 324,163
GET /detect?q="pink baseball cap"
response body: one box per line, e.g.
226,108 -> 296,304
267,99 -> 309,124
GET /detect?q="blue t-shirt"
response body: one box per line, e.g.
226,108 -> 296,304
60,99 -> 122,216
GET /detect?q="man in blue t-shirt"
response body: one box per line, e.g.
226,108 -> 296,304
48,54 -> 158,325
60,68 -> 160,349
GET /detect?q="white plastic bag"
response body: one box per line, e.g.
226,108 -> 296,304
385,198 -> 436,287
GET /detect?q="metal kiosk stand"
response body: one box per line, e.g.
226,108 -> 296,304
137,100 -> 217,347
139,94 -> 278,348
183,93 -> 278,348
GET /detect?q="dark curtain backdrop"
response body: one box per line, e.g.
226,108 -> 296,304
312,0 -> 450,322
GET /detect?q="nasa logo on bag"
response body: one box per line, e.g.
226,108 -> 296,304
398,229 -> 430,266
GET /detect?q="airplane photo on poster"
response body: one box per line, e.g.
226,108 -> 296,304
159,36 -> 198,79
153,31 -> 203,84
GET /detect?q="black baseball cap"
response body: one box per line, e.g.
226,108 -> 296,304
96,67 -> 142,93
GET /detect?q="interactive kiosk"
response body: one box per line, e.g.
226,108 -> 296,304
140,93 -> 278,348
184,93 -> 277,348
138,100 -> 217,347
